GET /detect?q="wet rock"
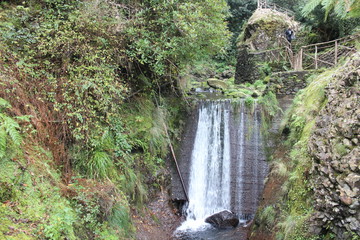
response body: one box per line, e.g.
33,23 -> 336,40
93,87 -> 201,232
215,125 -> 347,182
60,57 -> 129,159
205,210 -> 239,228
348,158 -> 359,172
340,184 -> 358,198
349,209 -> 357,215
322,178 -> 333,188
320,166 -> 329,175
235,8 -> 299,84
235,46 -> 259,84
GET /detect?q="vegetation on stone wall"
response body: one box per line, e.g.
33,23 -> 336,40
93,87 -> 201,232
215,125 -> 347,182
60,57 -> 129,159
253,52 -> 360,240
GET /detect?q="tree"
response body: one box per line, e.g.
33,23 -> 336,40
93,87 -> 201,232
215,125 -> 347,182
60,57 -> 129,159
125,0 -> 230,91
302,0 -> 359,20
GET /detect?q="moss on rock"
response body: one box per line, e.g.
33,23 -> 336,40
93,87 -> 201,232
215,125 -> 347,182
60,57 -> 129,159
207,78 -> 229,90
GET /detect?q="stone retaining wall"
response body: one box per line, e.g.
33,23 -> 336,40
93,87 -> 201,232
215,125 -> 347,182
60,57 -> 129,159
265,70 -> 312,95
308,54 -> 360,238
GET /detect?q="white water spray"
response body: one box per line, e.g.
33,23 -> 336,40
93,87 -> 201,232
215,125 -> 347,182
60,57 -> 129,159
177,100 -> 231,231
175,99 -> 266,236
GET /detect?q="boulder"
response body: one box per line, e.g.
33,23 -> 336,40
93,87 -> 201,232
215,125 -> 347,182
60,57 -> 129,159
221,70 -> 233,79
235,9 -> 299,84
207,78 -> 228,90
205,210 -> 239,228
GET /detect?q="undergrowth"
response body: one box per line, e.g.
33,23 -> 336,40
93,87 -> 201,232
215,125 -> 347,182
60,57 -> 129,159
0,0 -> 195,238
263,65 -> 341,239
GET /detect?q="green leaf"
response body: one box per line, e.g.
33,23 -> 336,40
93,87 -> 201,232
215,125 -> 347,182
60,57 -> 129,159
0,98 -> 11,111
0,128 -> 7,158
3,116 -> 22,146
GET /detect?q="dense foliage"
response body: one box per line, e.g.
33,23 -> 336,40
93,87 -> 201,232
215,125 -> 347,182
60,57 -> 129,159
1,0 -> 357,238
225,0 -> 257,59
0,0 -> 230,239
271,0 -> 360,41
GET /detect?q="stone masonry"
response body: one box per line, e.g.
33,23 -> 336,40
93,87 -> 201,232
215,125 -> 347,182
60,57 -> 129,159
308,53 -> 360,238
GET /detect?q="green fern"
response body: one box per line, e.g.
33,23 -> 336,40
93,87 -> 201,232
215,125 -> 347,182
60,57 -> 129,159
3,116 -> 22,145
72,128 -> 118,179
349,1 -> 360,18
259,205 -> 276,227
0,98 -> 24,159
302,0 -> 356,20
108,204 -> 133,237
0,98 -> 11,110
323,0 -> 337,20
302,0 -> 323,17
333,0 -> 350,18
0,128 -> 7,158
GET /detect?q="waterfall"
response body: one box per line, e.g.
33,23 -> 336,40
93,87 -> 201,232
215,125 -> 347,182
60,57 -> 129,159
186,100 -> 231,222
175,99 -> 267,237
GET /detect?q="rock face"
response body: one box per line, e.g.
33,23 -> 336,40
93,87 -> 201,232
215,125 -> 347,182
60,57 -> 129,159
242,9 -> 297,51
235,9 -> 298,84
308,53 -> 360,238
235,46 -> 259,84
205,210 -> 239,228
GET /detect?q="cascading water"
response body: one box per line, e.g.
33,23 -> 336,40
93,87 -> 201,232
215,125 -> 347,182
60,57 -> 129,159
174,99 -> 267,239
180,100 -> 231,229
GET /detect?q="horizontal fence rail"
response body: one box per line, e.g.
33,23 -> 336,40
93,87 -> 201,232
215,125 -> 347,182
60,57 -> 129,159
257,0 -> 295,16
253,2 -> 358,71
249,32 -> 359,71
298,34 -> 359,70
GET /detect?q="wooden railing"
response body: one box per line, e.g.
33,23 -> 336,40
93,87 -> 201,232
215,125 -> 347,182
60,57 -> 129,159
296,34 -> 359,70
257,0 -> 295,16
249,33 -> 359,71
248,36 -> 293,68
254,1 -> 359,71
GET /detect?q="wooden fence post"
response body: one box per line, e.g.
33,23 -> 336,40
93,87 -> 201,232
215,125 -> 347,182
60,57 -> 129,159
299,47 -> 303,70
334,40 -> 338,65
315,45 -> 318,69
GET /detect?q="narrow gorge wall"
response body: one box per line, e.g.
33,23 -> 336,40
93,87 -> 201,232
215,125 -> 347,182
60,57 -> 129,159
308,53 -> 360,238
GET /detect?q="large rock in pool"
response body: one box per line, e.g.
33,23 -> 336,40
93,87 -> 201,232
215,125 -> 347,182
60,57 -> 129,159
205,210 -> 239,228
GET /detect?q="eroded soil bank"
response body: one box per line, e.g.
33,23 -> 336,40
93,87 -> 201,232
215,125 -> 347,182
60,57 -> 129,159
132,190 -> 183,240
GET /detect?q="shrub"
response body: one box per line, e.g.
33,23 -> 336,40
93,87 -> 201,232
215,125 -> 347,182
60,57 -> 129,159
259,205 -> 276,228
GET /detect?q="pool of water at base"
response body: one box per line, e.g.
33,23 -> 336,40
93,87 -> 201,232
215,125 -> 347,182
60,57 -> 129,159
173,223 -> 249,240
